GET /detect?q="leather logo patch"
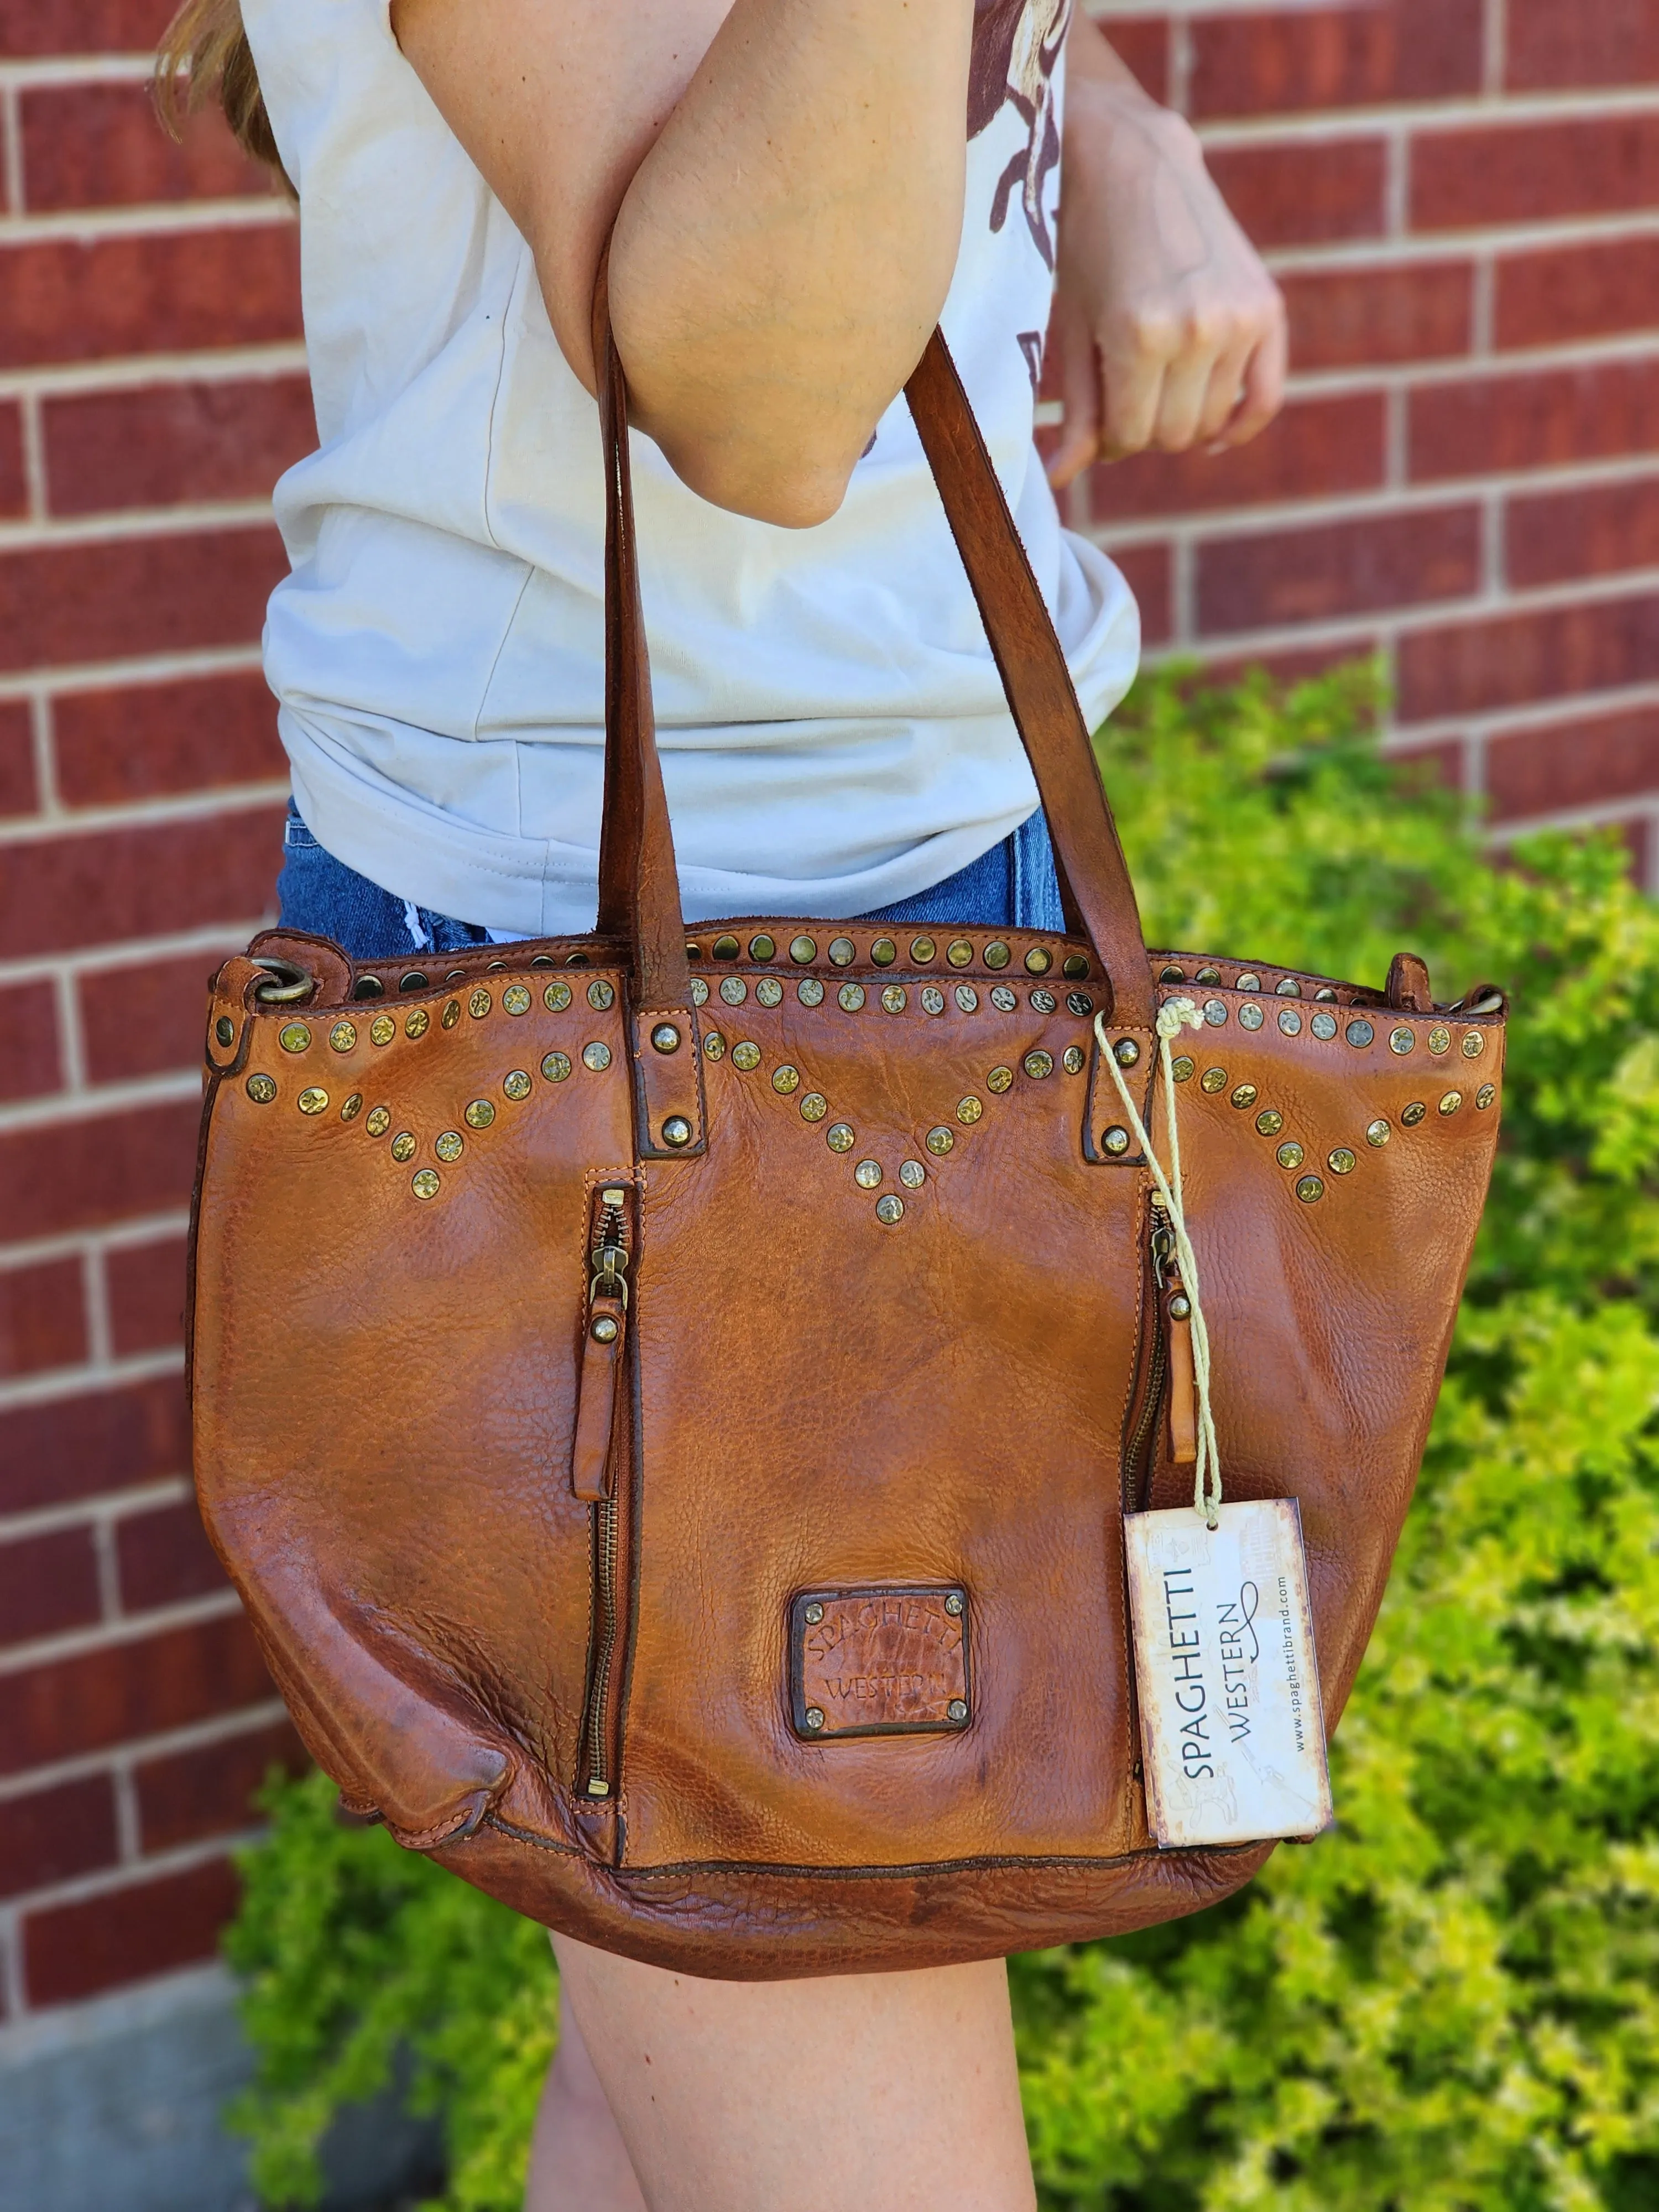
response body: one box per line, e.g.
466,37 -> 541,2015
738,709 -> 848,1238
790,1586 -> 971,1740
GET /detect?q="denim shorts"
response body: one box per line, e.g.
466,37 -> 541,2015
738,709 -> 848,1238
275,804 -> 1067,963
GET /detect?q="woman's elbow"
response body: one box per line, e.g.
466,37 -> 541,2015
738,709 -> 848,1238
651,427 -> 859,530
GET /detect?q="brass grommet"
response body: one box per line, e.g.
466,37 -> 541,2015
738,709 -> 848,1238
399,970 -> 429,994
1237,972 -> 1261,992
712,935 -> 740,961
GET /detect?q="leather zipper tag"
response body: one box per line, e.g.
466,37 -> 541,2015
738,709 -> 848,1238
571,1292 -> 625,1502
1124,1499 -> 1333,1849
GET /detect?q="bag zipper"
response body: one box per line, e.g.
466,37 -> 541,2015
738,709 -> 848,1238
576,1186 -> 632,1802
1123,1201 -> 1173,1509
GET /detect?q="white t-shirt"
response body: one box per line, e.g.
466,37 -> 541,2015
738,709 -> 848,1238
245,0 -> 1140,936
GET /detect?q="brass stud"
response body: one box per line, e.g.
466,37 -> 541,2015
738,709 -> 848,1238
341,1092 -> 363,1120
1066,991 -> 1093,1016
1428,1025 -> 1451,1055
1025,947 -> 1052,975
805,1707 -> 826,1730
1102,1126 -> 1131,1156
750,933 -> 776,961
1159,964 -> 1186,983
1296,1175 -> 1324,1204
502,984 -> 531,1016
591,1316 -> 620,1344
1230,1083 -> 1258,1109
1204,999 -> 1229,1027
445,968 -> 467,983
875,1194 -> 905,1224
1171,1055 -> 1195,1082
826,1123 -> 855,1152
947,940 -> 975,969
911,937 -> 937,964
871,938 -> 897,967
1276,1140 -> 1305,1170
1462,1030 -> 1486,1060
246,1073 -> 277,1104
503,1070 -> 532,1100
352,975 -> 384,1000
369,1014 -> 396,1047
298,1086 -> 329,1115
541,1051 -> 572,1083
1063,1045 -> 1086,1074
881,984 -> 907,1013
1114,1039 -> 1141,1067
828,938 -> 856,967
1329,1147 -> 1357,1175
1439,1090 -> 1463,1115
954,984 -> 979,1013
1238,1002 -> 1265,1031
1347,1019 -> 1375,1047
662,1115 -> 693,1147
790,935 -> 818,964
1256,1108 -> 1284,1136
581,1042 -> 613,1074
411,1168 -> 441,1200
1169,1294 -> 1192,1321
1024,1050 -> 1054,1079
1276,978 -> 1303,998
987,1066 -> 1014,1094
798,978 -> 826,1008
214,1015 -> 235,1048
651,1022 -> 682,1054
838,983 -> 865,1012
854,1160 -> 883,1188
926,1125 -> 955,1156
984,941 -> 1011,969
1477,1083 -> 1496,1108
685,944 -> 703,964
391,1130 -> 417,1162
957,1095 -> 984,1125
1237,973 -> 1262,992
1401,1100 -> 1427,1126
773,1065 -> 801,1094
702,1031 -> 726,1062
544,980 -> 572,1012
442,998 -> 462,1029
1389,1025 -> 1415,1055
1201,1067 -> 1228,1094
1311,1011 -> 1338,1040
365,1105 -> 392,1136
1196,966 -> 1222,985
279,1022 -> 311,1053
921,985 -> 946,1015
803,1600 -> 827,1627
328,1020 -> 357,1052
731,1041 -> 761,1071
947,1698 -> 969,1723
435,1130 -> 464,1162
404,1009 -> 430,1040
689,977 -> 710,1006
530,954 -> 556,968
756,977 -> 784,1008
586,980 -> 615,1013
1278,1007 -> 1303,1036
899,1160 -> 926,1189
465,1097 -> 498,1128
468,987 -> 492,1019
945,1591 -> 965,1616
800,1092 -> 828,1122
990,985 -> 1018,1013
1366,1119 -> 1391,1146
712,935 -> 740,961
1062,956 -> 1090,980
397,969 -> 429,994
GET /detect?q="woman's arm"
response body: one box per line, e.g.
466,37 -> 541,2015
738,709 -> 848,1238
392,0 -> 974,526
1047,12 -> 1287,486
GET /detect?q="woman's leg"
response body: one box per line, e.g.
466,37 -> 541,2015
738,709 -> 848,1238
530,1934 -> 1036,2212
525,1975 -> 648,2211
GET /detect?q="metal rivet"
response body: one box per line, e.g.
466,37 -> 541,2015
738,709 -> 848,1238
404,1008 -> 430,1040
1276,1140 -> 1305,1170
1201,1068 -> 1228,1094
1476,1082 -> 1496,1108
826,1123 -> 855,1152
1346,1019 -> 1375,1047
1238,1002 -> 1265,1031
1204,999 -> 1228,1026
1025,947 -> 1052,975
1169,1293 -> 1192,1320
719,975 -> 747,1005
790,935 -> 817,964
391,1130 -> 417,1162
541,1051 -> 572,1082
297,1086 -> 328,1115
797,978 -> 826,1007
731,1041 -> 761,1071
600,1186 -> 627,1206
1276,978 -> 1303,998
838,983 -> 865,1012
987,1065 -> 1014,1094
1256,1108 -> 1284,1136
501,984 -> 530,1016
246,1073 -> 277,1104
1066,990 -> 1094,1016
662,1115 -> 693,1147
1401,1100 -> 1428,1126
1278,1007 -> 1303,1036
1311,1011 -> 1338,1040
1230,1083 -> 1258,1109
214,1015 -> 235,1048
442,998 -> 462,1029
945,1591 -> 964,1616
1237,973 -> 1261,993
926,1125 -> 955,1156
352,975 -> 384,1000
1296,1176 -> 1325,1204
1103,1126 -> 1130,1156
1428,1025 -> 1451,1055
591,1315 -> 620,1343
651,1022 -> 682,1054
1439,1090 -> 1463,1115
702,1031 -> 726,1062
957,1095 -> 983,1125
871,938 -> 897,967
1389,1025 -> 1415,1055
1159,964 -> 1186,983
1463,1030 -> 1486,1060
1195,966 -> 1222,985
1114,1038 -> 1140,1067
1171,1055 -> 1195,1082
947,1698 -> 968,1723
445,968 -> 468,983
465,1097 -> 498,1128
756,977 -> 784,1007
875,1194 -> 905,1224
369,1014 -> 396,1047
750,933 -> 776,962
365,1105 -> 391,1136
954,984 -> 979,1013
399,970 -> 430,994
504,1070 -> 532,1100
804,1601 -> 825,1625
881,984 -> 907,1013
1062,956 -> 1089,980
805,1707 -> 826,1730
899,1159 -> 926,1189
468,987 -> 492,1019
544,980 -> 572,1012
990,985 -> 1018,1013
530,954 -> 556,968
984,941 -> 1011,969
279,1022 -> 311,1053
340,1092 -> 362,1120
800,1092 -> 828,1122
947,940 -> 975,969
773,1065 -> 801,1094
921,985 -> 946,1015
1366,1119 -> 1391,1146
1063,1045 -> 1086,1074
1024,1050 -> 1054,1079
1316,988 -> 1339,1003
854,1160 -> 883,1188
828,938 -> 857,966
1329,1147 -> 1357,1174
911,937 -> 937,964
712,935 -> 740,961
581,1043 -> 613,1073
411,1168 -> 441,1200
435,1130 -> 464,1161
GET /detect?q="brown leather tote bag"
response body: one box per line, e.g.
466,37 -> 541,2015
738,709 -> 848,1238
189,323 -> 1503,1978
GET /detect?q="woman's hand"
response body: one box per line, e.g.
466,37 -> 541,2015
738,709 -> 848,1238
1045,19 -> 1287,490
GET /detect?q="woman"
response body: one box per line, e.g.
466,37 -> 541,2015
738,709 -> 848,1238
161,3 -> 1285,2205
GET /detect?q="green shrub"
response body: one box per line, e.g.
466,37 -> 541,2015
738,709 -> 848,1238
225,662 -> 1659,2210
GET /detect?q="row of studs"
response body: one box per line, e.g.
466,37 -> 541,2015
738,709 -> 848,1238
688,929 -> 1089,979
690,974 -> 1094,1020
272,976 -> 617,1059
1159,962 -> 1344,999
1182,998 -> 1491,1057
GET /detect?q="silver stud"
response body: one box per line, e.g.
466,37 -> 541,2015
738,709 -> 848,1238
800,1092 -> 828,1122
1066,991 -> 1094,1016
328,1020 -> 357,1052
1311,1012 -> 1338,1040
1204,999 -> 1228,1026
1276,1140 -> 1305,1170
954,984 -> 979,1013
1329,1147 -> 1357,1175
875,1194 -> 905,1225
503,984 -> 531,1016
854,1160 -> 883,1188
1169,1294 -> 1192,1321
957,1096 -> 983,1125
838,982 -> 865,1012
1230,1083 -> 1258,1109
986,1066 -> 1014,1094
1366,1118 -> 1391,1146
921,985 -> 946,1015
1102,1126 -> 1130,1156
1236,973 -> 1261,993
591,1315 -> 619,1344
719,976 -> 747,1005
341,1092 -> 363,1120
701,1031 -> 726,1061
1428,1025 -> 1451,1055
990,985 -> 1018,1013
411,1168 -> 441,1200
945,1591 -> 964,1616
772,1065 -> 801,1094
1296,1175 -> 1325,1204
1276,978 -> 1303,998
1439,1090 -> 1463,1115
1256,1108 -> 1284,1136
797,977 -> 826,1008
983,941 -> 1011,970
1195,966 -> 1222,985
1347,1019 -> 1375,1047
544,980 -> 572,1011
465,1097 -> 498,1128
1201,1067 -> 1228,1094
755,977 -> 784,1008
827,1123 -> 855,1152
1025,946 -> 1052,975
947,1698 -> 969,1723
1171,1056 -> 1195,1082
805,1707 -> 826,1730
1063,1045 -> 1086,1074
1114,1038 -> 1141,1067
435,1130 -> 464,1162
881,984 -> 907,1013
1401,1100 -> 1428,1126
1462,1030 -> 1486,1060
926,1125 -> 955,1156
828,937 -> 856,966
1389,1025 -> 1415,1055
297,1086 -> 329,1115
662,1116 -> 693,1148
1477,1083 -> 1496,1108
750,933 -> 776,962
1159,964 -> 1186,983
651,1022 -> 682,1054
1278,1007 -> 1303,1036
1023,1050 -> 1054,1079
504,1070 -> 532,1100
581,1042 -> 612,1073
1316,987 -> 1339,1002
731,1041 -> 761,1071
390,1130 -> 417,1162
1238,1001 -> 1265,1031
805,1601 -> 825,1625
279,1022 -> 311,1054
899,1160 -> 926,1188
246,1073 -> 277,1104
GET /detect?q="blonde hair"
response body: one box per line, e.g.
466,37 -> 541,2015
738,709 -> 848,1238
154,0 -> 290,187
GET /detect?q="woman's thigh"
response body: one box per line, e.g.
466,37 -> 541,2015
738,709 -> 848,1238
552,1934 -> 1036,2212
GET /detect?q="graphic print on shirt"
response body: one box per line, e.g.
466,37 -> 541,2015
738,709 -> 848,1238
969,0 -> 1072,270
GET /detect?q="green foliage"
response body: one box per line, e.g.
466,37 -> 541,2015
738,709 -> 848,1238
226,660 -> 1659,2209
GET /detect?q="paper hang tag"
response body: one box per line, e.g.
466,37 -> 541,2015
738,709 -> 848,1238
1124,1499 -> 1334,1850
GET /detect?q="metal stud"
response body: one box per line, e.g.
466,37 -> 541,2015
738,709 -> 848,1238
369,1014 -> 396,1047
947,940 -> 975,969
773,1065 -> 801,1094
1296,1176 -> 1324,1204
702,1032 -> 726,1062
1204,999 -> 1228,1026
591,1316 -> 620,1344
503,1070 -> 532,1100
1366,1119 -> 1391,1146
926,1125 -> 955,1156
1236,973 -> 1262,993
1439,1090 -> 1463,1115
875,1194 -> 905,1224
1066,990 -> 1094,1016
1230,1083 -> 1258,1109
341,1092 -> 363,1120
328,1020 -> 357,1052
1063,1045 -> 1086,1074
1062,956 -> 1090,980
1401,1100 -> 1427,1126
838,982 -> 865,1012
1329,1147 -> 1357,1175
805,1707 -> 826,1731
1278,1007 -> 1303,1036
581,1043 -> 612,1074
1276,1140 -> 1305,1170
445,968 -> 468,983
1238,1002 -> 1265,1031
731,1041 -> 761,1071
827,1123 -> 855,1152
298,1086 -> 329,1115
467,987 -> 491,1019
435,1130 -> 464,1162
854,1160 -> 883,1188
797,978 -> 826,1008
1347,1019 -> 1375,1047
804,1601 -> 825,1625
651,1022 -> 682,1054
1463,1031 -> 1485,1060
1115,1039 -> 1141,1067
279,1022 -> 311,1053
1256,1108 -> 1284,1136
921,985 -> 946,1015
1169,1295 -> 1191,1321
750,934 -> 776,962
954,984 -> 979,1013
541,1051 -> 572,1082
720,976 -> 748,1005
365,1106 -> 391,1136
411,1168 -> 441,1201
662,1116 -> 693,1148
800,1092 -> 828,1122
390,1130 -> 417,1162
1311,1011 -> 1338,1040
790,936 -> 818,964
899,1160 -> 926,1189
712,935 -> 740,961
828,938 -> 856,966
544,980 -> 572,1011
871,938 -> 898,967
1428,1025 -> 1451,1055
1276,978 -> 1303,998
944,1590 -> 965,1616
990,985 -> 1018,1013
756,977 -> 784,1008
352,975 -> 385,1000
881,985 -> 907,1013
465,1098 -> 498,1128
399,970 -> 430,994
1476,1083 -> 1495,1109
1316,988 -> 1338,1003
987,1065 -> 1014,1094
1201,1067 -> 1228,1094
405,1008 -> 430,1040
1025,947 -> 1052,975
1389,1025 -> 1415,1055
1171,1055 -> 1195,1082
1024,1050 -> 1054,1079
1102,1126 -> 1131,1156
957,1095 -> 984,1125
214,1015 -> 236,1048
947,1698 -> 969,1723
984,941 -> 1011,969
911,937 -> 937,964
1160,964 -> 1186,983
246,1073 -> 277,1104
1195,966 -> 1222,986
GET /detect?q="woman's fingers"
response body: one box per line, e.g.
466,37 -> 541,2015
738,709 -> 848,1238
1215,302 -> 1288,450
1044,294 -> 1104,490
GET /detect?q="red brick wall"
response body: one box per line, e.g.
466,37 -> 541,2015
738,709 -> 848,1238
1,0 -> 1656,2022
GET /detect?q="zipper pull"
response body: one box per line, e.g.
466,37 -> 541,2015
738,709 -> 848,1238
571,1186 -> 629,1503
1164,1261 -> 1198,1469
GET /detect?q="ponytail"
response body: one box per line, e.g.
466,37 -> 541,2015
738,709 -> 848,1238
155,0 -> 291,190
